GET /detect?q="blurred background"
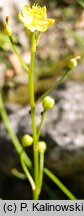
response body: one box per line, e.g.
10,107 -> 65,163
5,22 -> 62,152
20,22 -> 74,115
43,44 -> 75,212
0,0 -> 84,200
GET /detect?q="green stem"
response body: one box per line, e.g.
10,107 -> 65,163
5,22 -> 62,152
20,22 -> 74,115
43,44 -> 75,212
11,168 -> 26,180
21,158 -> 36,191
36,113 -> 46,197
0,90 -> 32,168
37,111 -> 46,140
9,35 -> 30,75
44,168 -> 76,200
36,68 -> 71,104
38,152 -> 44,196
29,32 -> 39,199
35,113 -> 46,197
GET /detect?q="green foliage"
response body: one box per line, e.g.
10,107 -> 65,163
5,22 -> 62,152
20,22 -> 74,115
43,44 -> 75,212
0,31 -> 10,50
77,0 -> 84,7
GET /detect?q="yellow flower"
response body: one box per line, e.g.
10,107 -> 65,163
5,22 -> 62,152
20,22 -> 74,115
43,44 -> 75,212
18,4 -> 55,32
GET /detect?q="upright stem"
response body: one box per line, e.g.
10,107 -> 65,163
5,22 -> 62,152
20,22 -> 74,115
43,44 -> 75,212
29,32 -> 39,199
37,111 -> 46,140
38,152 -> 44,196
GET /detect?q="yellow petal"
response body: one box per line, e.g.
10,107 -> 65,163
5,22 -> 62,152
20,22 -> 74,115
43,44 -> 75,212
18,4 -> 55,32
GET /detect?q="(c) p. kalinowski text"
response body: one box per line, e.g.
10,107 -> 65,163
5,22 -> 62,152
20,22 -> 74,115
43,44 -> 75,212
32,202 -> 84,212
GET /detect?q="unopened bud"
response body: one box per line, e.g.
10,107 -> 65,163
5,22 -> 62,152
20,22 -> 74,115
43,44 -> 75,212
68,56 -> 81,69
4,16 -> 12,36
22,134 -> 33,147
38,141 -> 47,153
42,96 -> 55,111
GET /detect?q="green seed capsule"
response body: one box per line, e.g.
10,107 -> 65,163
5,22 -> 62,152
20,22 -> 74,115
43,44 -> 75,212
42,96 -> 55,111
38,141 -> 47,153
22,134 -> 33,147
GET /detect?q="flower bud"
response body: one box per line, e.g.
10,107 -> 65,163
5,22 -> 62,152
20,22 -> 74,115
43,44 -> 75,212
68,56 -> 81,69
4,16 -> 12,36
38,141 -> 47,153
22,134 -> 33,147
42,96 -> 55,111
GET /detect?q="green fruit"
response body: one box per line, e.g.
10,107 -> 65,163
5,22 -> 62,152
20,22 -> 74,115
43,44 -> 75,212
22,134 -> 33,147
38,141 -> 47,153
42,96 -> 55,111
